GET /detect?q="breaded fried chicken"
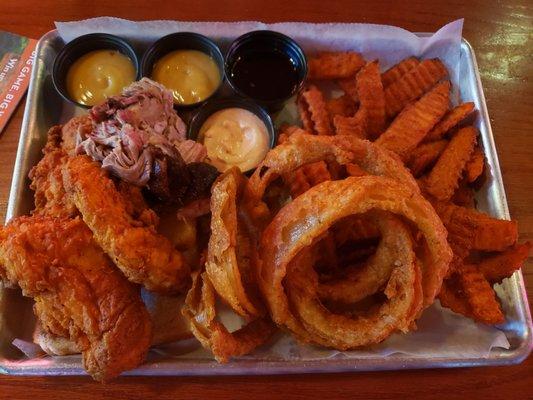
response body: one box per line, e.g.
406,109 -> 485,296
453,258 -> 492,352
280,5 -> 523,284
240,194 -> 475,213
63,155 -> 190,293
0,216 -> 152,381
29,126 -> 78,218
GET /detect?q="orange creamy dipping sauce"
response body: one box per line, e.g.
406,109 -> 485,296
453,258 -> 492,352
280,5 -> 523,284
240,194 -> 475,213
197,108 -> 270,172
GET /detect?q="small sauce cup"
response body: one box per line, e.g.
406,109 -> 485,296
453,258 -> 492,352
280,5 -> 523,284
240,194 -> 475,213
141,32 -> 224,109
52,33 -> 139,108
225,30 -> 307,112
188,97 -> 275,173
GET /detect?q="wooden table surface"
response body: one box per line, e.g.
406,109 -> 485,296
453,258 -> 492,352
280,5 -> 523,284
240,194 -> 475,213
1,1 -> 532,398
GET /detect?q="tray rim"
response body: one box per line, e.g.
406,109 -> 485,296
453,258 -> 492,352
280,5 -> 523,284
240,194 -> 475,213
1,28 -> 531,377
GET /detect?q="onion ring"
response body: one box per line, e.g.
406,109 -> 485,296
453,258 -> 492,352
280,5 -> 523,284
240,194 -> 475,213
183,168 -> 275,361
244,132 -> 418,224
205,167 -> 262,318
317,211 -> 416,304
286,245 -> 423,349
182,272 -> 275,363
258,176 -> 451,348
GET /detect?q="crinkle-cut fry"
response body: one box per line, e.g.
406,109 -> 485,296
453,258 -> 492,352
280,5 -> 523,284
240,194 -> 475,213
451,179 -> 476,208
473,217 -> 518,252
407,139 -> 448,177
182,272 -> 275,363
308,51 -> 366,80
326,94 -> 357,119
376,81 -> 450,159
457,264 -> 504,324
433,201 -> 519,254
465,146 -> 485,183
425,102 -> 475,142
356,61 -> 386,138
423,126 -> 477,201
438,275 -> 477,320
286,161 -> 332,198
297,85 -> 333,135
333,108 -> 367,138
385,58 -> 448,118
477,242 -> 531,284
381,57 -> 420,88
432,201 -> 478,261
297,94 -> 314,133
345,162 -> 368,177
337,76 -> 358,102
278,125 -> 309,145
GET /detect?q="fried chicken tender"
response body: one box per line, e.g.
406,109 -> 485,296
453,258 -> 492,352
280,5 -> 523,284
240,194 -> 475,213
29,126 -> 78,218
0,216 -> 152,381
62,155 -> 189,293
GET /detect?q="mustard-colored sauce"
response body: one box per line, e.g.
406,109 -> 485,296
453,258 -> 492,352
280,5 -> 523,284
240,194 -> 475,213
66,50 -> 136,106
198,108 -> 270,172
151,50 -> 220,105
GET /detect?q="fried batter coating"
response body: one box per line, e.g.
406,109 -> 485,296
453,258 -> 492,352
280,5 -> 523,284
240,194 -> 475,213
62,155 -> 189,293
29,126 -> 78,218
183,272 -> 276,363
0,216 -> 152,381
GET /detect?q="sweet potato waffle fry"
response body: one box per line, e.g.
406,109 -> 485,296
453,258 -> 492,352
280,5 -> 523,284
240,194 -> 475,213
297,85 -> 333,135
465,146 -> 485,183
308,51 -> 365,80
326,94 -> 357,119
355,61 -> 386,138
333,109 -> 367,137
376,81 -> 450,159
451,179 -> 476,208
425,102 -> 475,142
381,57 -> 420,87
477,242 -> 532,284
384,58 -> 448,118
285,161 -> 333,198
423,126 -> 477,201
407,139 -> 448,177
456,264 -> 505,324
337,76 -> 358,101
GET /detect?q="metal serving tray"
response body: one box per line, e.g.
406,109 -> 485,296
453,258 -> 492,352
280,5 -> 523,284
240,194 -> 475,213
0,29 -> 531,377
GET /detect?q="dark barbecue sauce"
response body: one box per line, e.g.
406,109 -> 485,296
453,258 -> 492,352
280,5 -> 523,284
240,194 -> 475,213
229,50 -> 299,101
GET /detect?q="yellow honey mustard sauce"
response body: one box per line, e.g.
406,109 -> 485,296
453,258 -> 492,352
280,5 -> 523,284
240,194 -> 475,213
66,50 -> 136,106
197,108 -> 270,172
151,50 -> 221,105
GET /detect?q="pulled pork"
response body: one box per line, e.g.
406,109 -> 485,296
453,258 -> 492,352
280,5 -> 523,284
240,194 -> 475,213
76,78 -> 207,192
